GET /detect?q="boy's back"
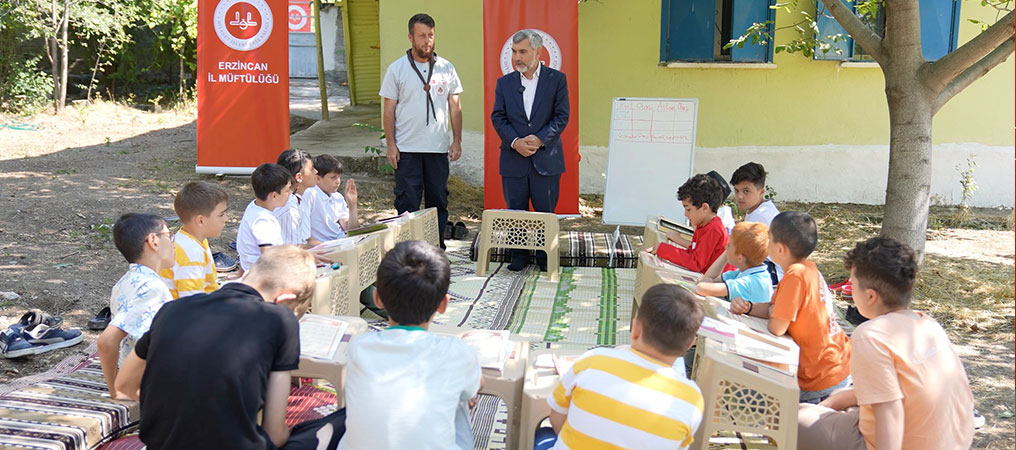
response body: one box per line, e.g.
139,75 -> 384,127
548,346 -> 703,449
135,284 -> 300,449
852,310 -> 973,449
771,261 -> 850,391
340,329 -> 481,450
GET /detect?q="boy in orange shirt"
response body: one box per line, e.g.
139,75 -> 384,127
729,211 -> 850,403
797,237 -> 974,450
654,174 -> 729,273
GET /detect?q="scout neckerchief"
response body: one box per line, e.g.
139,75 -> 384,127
406,48 -> 437,125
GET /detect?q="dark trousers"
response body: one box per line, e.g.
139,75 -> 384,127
502,160 -> 561,266
265,408 -> 346,450
393,152 -> 449,248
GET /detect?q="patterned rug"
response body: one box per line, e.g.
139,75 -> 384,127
469,231 -> 645,269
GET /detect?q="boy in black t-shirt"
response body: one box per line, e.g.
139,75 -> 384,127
115,245 -> 345,450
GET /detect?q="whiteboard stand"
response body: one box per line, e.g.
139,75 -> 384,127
602,98 -> 699,226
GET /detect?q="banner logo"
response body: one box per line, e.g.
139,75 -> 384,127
499,29 -> 562,75
214,0 -> 274,51
288,3 -> 310,32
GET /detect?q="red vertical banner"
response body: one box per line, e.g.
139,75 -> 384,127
482,0 -> 579,214
197,0 -> 290,173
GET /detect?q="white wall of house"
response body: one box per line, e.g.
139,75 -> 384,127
450,130 -> 1015,208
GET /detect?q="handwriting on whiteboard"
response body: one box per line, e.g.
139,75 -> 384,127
612,101 -> 694,144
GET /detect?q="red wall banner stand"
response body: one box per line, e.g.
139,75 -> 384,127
196,0 -> 290,174
482,0 -> 580,214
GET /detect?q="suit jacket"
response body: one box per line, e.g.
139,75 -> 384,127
490,65 -> 570,177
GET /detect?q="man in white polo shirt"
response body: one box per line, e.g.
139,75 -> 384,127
380,13 -> 463,249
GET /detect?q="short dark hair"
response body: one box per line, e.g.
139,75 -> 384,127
408,13 -> 435,34
313,155 -> 343,177
636,284 -> 703,355
276,149 -> 314,178
113,213 -> 166,263
844,236 -> 918,309
174,181 -> 228,222
731,162 -> 767,189
769,211 -> 818,259
677,174 -> 724,213
376,241 -> 450,325
251,163 -> 292,201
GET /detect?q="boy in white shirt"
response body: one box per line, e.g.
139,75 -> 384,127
339,241 -> 482,450
274,149 -> 322,247
236,163 -> 292,272
308,155 -> 358,242
701,162 -> 782,283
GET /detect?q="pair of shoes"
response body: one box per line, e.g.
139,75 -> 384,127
87,306 -> 111,330
444,221 -> 455,240
845,305 -> 868,326
443,221 -> 470,240
213,252 -> 238,272
2,313 -> 82,358
452,222 -> 468,240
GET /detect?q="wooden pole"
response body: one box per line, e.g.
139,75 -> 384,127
313,0 -> 329,120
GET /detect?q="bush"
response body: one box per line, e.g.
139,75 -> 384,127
0,56 -> 53,115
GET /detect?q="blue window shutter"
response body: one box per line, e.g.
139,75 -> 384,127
730,0 -> 773,62
814,0 -> 853,60
920,0 -> 960,61
661,0 -> 715,61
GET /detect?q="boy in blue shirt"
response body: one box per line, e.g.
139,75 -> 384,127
696,222 -> 774,305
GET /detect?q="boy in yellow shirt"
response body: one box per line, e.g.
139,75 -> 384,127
159,181 -> 229,299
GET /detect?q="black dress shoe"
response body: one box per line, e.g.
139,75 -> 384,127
845,305 -> 869,326
508,258 -> 527,271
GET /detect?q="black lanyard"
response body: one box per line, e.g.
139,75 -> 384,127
406,49 -> 437,125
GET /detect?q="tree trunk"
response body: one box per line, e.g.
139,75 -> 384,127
879,0 -> 933,263
58,0 -> 69,110
881,82 -> 934,262
48,0 -> 60,113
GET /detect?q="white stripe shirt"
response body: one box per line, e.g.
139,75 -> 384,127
274,191 -> 315,245
548,346 -> 704,449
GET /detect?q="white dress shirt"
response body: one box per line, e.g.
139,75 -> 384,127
520,63 -> 541,120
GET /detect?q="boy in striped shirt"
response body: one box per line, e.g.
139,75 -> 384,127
160,181 -> 229,299
546,284 -> 705,449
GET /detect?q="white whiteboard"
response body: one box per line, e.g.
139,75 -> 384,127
603,98 -> 698,226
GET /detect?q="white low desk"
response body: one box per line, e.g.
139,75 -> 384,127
293,314 -> 369,408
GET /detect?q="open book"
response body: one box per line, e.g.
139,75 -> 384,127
658,216 -> 695,238
298,314 -> 350,360
343,223 -> 388,237
309,235 -> 358,253
458,329 -> 514,373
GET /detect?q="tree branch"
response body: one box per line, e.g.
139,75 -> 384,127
924,10 -> 1014,92
934,37 -> 1015,113
818,0 -> 885,63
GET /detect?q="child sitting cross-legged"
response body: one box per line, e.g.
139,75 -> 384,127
539,283 -> 705,450
729,211 -> 851,403
338,240 -> 482,449
695,221 -> 774,305
654,174 -> 729,273
159,181 -> 228,299
797,237 -> 975,450
98,213 -> 175,398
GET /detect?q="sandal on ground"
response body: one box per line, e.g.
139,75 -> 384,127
9,309 -> 62,333
87,306 -> 111,330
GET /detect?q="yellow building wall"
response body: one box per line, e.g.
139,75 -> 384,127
377,0 -> 1013,147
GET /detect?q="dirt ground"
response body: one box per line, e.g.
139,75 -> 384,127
1,103 -> 1012,447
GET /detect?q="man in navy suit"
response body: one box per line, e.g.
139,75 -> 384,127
490,29 -> 570,271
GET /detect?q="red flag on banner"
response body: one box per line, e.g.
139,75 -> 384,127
197,0 -> 290,173
482,0 -> 579,214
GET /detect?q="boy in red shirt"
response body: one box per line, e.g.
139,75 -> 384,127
655,174 -> 729,273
